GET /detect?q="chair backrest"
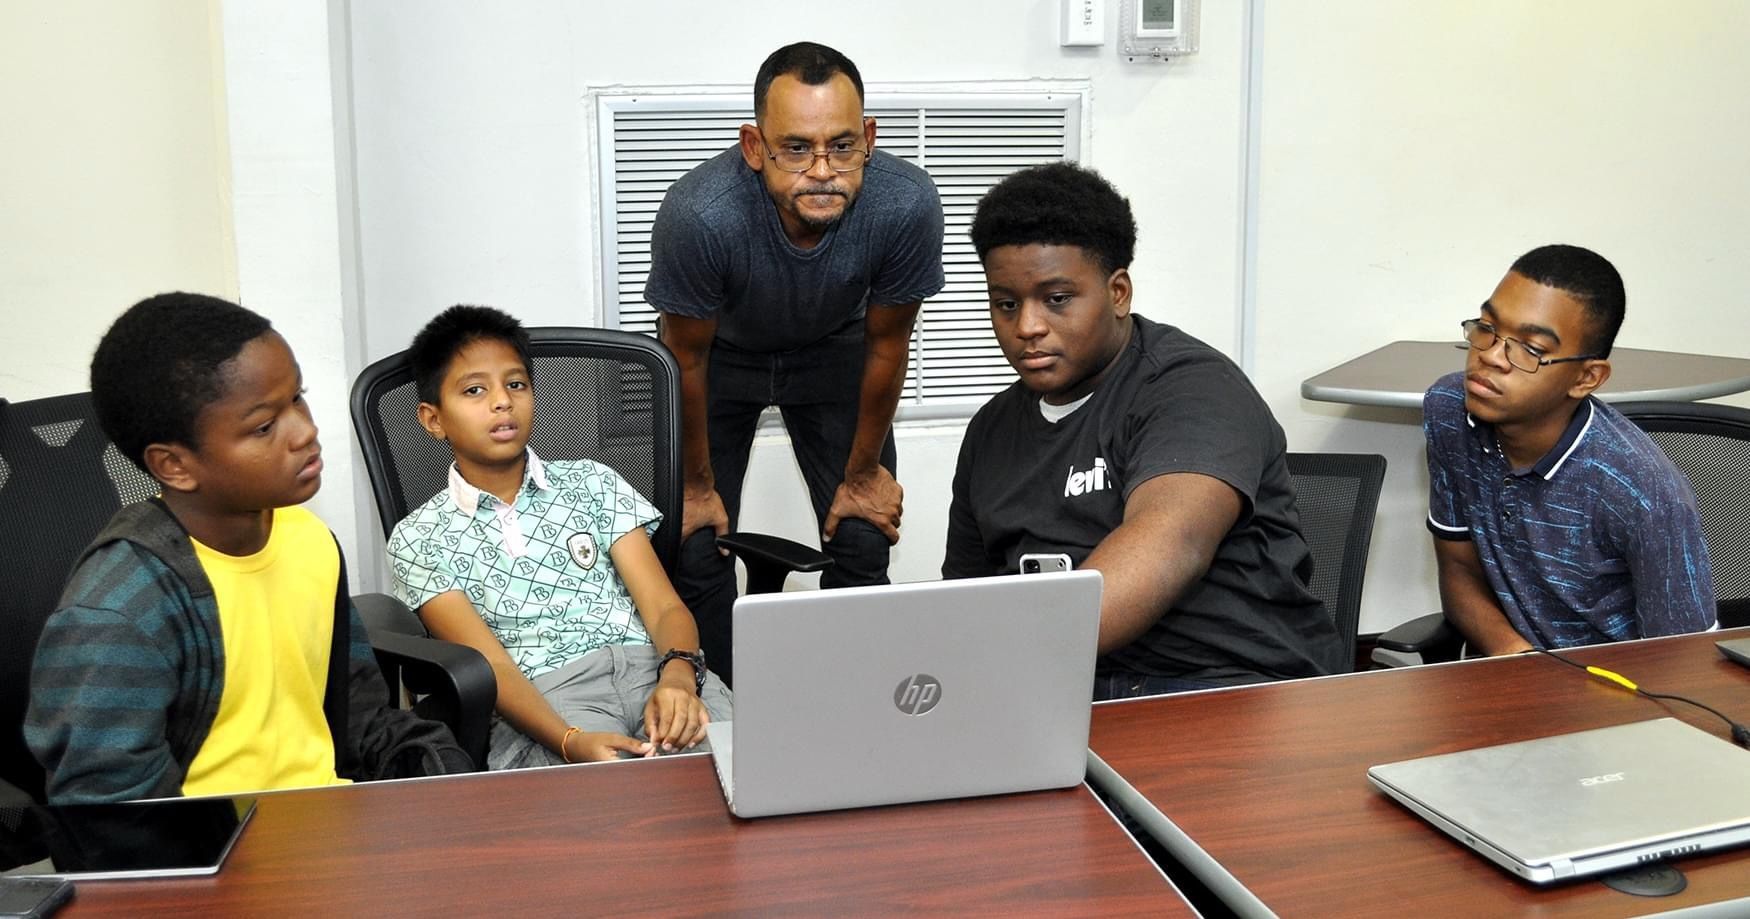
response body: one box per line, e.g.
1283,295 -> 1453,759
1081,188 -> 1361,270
1616,401 -> 1750,628
0,394 -> 160,801
1285,452 -> 1388,672
351,327 -> 683,571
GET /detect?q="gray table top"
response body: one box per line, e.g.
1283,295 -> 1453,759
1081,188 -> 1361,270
1301,340 -> 1750,409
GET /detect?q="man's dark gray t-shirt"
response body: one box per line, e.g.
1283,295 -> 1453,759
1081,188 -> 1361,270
943,315 -> 1346,685
643,147 -> 945,352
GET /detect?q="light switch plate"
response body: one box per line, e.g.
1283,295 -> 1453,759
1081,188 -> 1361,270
1061,0 -> 1104,47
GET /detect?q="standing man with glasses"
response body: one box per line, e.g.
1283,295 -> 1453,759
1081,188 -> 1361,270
645,42 -> 944,684
1425,244 -> 1716,654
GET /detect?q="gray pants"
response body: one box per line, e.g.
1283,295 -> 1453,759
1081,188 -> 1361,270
487,644 -> 734,771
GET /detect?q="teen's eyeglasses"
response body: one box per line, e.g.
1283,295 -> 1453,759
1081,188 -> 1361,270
1458,319 -> 1602,374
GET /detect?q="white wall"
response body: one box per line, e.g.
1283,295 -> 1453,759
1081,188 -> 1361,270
343,0 -> 1253,587
218,0 -> 363,565
0,1 -> 369,582
1252,1 -> 1750,633
0,0 -> 237,400
15,2 -> 1748,638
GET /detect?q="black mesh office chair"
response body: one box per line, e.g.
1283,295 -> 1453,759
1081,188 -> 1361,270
0,393 -> 494,793
0,394 -> 157,802
350,327 -> 829,687
1286,453 -> 1387,672
1374,399 -> 1750,666
1617,401 -> 1750,628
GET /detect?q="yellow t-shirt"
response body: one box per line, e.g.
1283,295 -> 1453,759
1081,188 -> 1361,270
182,505 -> 350,795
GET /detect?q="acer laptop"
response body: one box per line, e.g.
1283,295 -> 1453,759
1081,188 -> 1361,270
1368,718 -> 1750,884
705,570 -> 1102,818
1719,637 -> 1750,669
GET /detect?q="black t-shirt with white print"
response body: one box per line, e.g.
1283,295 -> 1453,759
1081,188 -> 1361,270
943,314 -> 1344,685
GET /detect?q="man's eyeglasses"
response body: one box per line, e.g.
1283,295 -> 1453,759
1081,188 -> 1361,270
1458,319 -> 1602,374
763,139 -> 870,174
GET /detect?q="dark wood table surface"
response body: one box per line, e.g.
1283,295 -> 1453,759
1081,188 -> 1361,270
1089,627 -> 1750,918
62,753 -> 1190,917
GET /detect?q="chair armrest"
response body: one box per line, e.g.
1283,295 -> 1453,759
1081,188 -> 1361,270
717,531 -> 834,595
368,629 -> 497,771
1375,612 -> 1459,652
1717,597 -> 1750,630
1371,612 -> 1465,668
355,591 -> 427,636
0,776 -> 36,807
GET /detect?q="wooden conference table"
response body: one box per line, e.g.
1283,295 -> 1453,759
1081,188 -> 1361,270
62,754 -> 1191,916
1301,340 -> 1750,409
1088,627 -> 1750,917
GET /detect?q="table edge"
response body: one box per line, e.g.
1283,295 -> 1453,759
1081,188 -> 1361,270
1086,750 -> 1278,919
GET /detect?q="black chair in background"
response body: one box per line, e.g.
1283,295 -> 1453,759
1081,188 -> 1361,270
1285,453 -> 1388,672
1373,399 -> 1750,667
1616,401 -> 1750,628
350,327 -> 829,689
0,394 -> 157,803
0,393 -> 494,793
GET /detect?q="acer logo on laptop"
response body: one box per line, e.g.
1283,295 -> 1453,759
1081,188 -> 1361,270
1579,772 -> 1627,787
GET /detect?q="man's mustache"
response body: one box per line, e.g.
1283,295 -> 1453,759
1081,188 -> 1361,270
793,185 -> 848,198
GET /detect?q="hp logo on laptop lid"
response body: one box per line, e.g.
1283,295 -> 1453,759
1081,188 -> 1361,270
893,674 -> 942,715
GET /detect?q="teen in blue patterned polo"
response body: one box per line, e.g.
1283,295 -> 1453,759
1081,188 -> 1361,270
1425,245 -> 1716,653
387,306 -> 730,769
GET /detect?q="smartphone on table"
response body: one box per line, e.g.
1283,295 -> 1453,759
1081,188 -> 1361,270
0,877 -> 72,918
1019,553 -> 1072,575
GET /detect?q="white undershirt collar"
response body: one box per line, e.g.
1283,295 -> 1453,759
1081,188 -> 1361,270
1038,391 -> 1094,424
447,447 -> 550,516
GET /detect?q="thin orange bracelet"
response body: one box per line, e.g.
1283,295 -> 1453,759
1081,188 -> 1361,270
560,726 -> 581,763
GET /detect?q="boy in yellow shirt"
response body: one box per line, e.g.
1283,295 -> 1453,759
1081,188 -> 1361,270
27,293 -> 470,803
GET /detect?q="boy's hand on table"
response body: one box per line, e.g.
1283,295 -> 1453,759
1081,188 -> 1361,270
644,682 -> 710,753
567,730 -> 653,762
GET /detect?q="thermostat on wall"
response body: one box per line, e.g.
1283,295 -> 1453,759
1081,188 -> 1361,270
1119,0 -> 1199,62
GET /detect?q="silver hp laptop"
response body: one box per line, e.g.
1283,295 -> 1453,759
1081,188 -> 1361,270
706,570 -> 1102,818
1369,718 -> 1750,883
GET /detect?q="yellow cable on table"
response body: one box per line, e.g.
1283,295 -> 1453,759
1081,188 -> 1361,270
1585,666 -> 1639,692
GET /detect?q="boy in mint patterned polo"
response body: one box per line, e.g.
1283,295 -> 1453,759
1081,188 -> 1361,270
387,306 -> 730,769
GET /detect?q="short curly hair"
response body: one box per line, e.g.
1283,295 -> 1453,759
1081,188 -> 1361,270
970,162 -> 1137,275
1509,244 -> 1626,358
89,292 -> 275,474
408,305 -> 533,406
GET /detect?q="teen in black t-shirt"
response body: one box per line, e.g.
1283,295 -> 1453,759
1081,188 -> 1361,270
945,163 -> 1344,696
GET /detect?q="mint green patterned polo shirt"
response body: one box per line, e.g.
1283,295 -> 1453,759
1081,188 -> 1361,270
387,452 -> 660,679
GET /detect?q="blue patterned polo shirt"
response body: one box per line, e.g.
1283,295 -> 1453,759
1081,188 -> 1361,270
387,451 -> 660,679
1424,372 -> 1716,649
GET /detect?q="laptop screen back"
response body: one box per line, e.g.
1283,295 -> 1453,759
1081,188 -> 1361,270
724,571 -> 1102,817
